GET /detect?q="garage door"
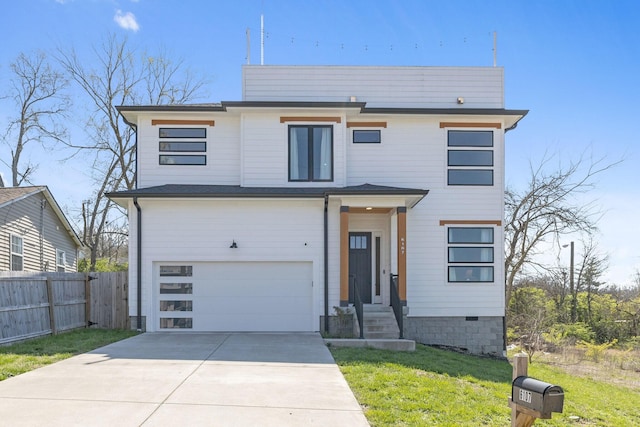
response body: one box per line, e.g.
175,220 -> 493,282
156,262 -> 313,332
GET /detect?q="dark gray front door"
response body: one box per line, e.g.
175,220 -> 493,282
349,232 -> 372,304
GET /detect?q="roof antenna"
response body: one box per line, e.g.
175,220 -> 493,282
493,31 -> 497,67
246,27 -> 251,65
260,14 -> 265,65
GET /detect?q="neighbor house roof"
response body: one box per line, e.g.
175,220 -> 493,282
0,186 -> 83,248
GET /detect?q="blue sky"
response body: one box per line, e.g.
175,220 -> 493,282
1,0 -> 638,285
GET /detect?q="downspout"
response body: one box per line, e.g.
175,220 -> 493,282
40,199 -> 46,270
133,197 -> 142,332
323,194 -> 329,332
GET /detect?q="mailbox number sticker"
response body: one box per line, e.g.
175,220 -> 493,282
519,389 -> 532,404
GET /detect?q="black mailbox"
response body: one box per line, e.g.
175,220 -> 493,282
512,376 -> 564,415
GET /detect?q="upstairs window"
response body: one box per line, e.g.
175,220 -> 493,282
10,235 -> 23,271
353,130 -> 381,144
159,128 -> 207,166
289,125 -> 333,182
447,130 -> 494,186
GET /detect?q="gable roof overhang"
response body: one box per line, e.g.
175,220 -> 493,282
107,184 -> 428,210
0,186 -> 83,248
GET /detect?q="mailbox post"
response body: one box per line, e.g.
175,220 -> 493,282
509,353 -> 564,427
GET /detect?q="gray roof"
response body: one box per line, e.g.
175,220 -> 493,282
107,183 -> 428,199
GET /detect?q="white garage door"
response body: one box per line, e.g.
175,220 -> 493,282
156,262 -> 313,332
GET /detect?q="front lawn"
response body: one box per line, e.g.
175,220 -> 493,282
0,329 -> 138,381
330,344 -> 640,426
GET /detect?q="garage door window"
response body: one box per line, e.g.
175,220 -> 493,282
160,318 -> 193,329
159,265 -> 193,329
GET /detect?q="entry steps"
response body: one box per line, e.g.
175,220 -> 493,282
362,304 -> 401,339
324,304 -> 416,351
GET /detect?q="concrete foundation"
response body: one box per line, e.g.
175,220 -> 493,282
404,316 -> 504,357
129,316 -> 146,332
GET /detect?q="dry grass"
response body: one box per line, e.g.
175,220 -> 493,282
535,346 -> 640,391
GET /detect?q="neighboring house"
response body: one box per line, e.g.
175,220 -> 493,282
0,186 -> 81,272
108,65 -> 527,356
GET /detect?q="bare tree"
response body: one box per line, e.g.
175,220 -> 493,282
0,52 -> 69,186
57,35 -> 206,270
504,154 -> 619,304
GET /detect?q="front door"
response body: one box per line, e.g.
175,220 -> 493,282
349,232 -> 372,304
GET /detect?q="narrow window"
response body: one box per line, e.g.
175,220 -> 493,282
289,125 -> 333,182
56,249 -> 66,272
10,235 -> 23,271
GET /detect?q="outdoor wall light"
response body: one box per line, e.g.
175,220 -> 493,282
457,97 -> 464,104
230,240 -> 238,249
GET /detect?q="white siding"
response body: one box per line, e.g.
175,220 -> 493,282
243,65 -> 504,109
136,115 -> 241,188
241,111 -> 346,187
128,199 -> 325,329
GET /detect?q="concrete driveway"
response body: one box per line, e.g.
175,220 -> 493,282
0,332 -> 369,426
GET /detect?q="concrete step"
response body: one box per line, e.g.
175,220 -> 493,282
361,307 -> 400,339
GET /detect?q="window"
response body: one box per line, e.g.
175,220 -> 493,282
160,301 -> 193,311
56,249 -> 66,272
159,155 -> 206,165
447,227 -> 494,283
447,130 -> 494,186
289,125 -> 333,181
10,235 -> 23,271
160,265 -> 193,276
353,130 -> 381,144
159,128 -> 206,138
160,283 -> 193,294
160,318 -> 193,329
159,128 -> 206,166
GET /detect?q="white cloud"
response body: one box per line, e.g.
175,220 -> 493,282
114,9 -> 140,32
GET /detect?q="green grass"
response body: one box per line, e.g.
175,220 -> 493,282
330,344 -> 640,426
0,329 -> 138,381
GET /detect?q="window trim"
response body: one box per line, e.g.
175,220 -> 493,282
10,234 -> 23,271
288,125 -> 334,182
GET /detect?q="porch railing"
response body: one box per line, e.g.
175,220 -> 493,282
390,274 -> 404,339
349,274 -> 365,339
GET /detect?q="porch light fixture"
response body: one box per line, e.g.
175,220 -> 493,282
457,97 -> 464,104
365,207 -> 373,210
229,240 -> 238,249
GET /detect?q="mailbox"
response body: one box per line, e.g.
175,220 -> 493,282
512,376 -> 564,415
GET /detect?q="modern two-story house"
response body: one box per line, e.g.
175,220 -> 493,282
109,65 -> 527,356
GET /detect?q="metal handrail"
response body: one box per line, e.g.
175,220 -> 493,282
350,275 -> 364,339
390,274 -> 404,339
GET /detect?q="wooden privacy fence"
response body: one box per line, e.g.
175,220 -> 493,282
0,271 -> 129,344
